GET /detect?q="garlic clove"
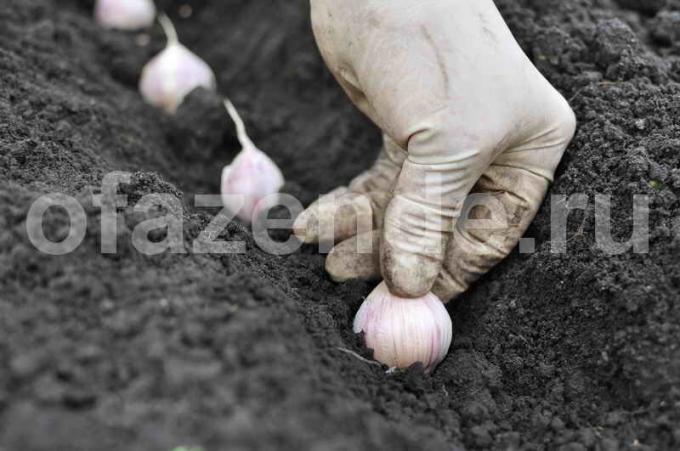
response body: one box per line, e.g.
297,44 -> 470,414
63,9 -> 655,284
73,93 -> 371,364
353,282 -> 452,373
139,15 -> 216,114
139,45 -> 217,114
221,100 -> 285,224
95,0 -> 156,31
221,148 -> 285,223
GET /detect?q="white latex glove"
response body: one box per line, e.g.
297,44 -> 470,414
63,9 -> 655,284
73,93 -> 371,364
295,0 -> 576,301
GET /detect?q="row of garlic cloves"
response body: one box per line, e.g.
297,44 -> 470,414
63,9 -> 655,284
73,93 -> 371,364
94,0 -> 284,225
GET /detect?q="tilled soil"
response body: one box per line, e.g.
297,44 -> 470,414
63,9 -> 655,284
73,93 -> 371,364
1,0 -> 679,450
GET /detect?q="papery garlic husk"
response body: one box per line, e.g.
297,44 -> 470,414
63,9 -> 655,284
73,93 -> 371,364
139,15 -> 216,114
353,282 -> 452,373
221,100 -> 285,224
95,0 -> 156,30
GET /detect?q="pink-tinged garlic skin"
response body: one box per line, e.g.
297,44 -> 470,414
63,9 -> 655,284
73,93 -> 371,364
221,99 -> 285,224
139,43 -> 217,114
221,146 -> 285,224
353,282 -> 452,373
94,0 -> 156,30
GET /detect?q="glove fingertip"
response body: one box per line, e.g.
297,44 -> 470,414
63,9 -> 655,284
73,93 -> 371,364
381,243 -> 441,298
326,232 -> 381,282
292,210 -> 318,243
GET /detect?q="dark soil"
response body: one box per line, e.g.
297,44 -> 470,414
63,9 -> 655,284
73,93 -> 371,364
1,0 -> 679,450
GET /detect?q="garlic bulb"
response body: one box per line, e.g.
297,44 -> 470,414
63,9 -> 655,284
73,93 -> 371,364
221,100 -> 285,224
95,0 -> 156,30
139,14 -> 216,114
353,282 -> 452,373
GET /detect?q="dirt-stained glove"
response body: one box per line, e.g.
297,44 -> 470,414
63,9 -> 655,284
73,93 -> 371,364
295,0 -> 576,301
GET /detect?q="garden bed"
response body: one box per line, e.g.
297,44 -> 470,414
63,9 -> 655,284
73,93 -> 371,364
1,0 -> 679,449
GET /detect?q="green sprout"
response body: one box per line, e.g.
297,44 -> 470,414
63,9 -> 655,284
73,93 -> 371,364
649,180 -> 665,191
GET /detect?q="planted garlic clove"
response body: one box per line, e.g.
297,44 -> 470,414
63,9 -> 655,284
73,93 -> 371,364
221,100 -> 285,224
353,282 -> 452,373
221,149 -> 285,223
139,14 -> 216,114
95,0 -> 156,30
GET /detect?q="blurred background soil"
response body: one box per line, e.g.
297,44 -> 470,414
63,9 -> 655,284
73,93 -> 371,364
0,0 -> 679,449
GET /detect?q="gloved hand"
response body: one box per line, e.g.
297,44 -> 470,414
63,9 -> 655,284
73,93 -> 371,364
295,0 -> 577,301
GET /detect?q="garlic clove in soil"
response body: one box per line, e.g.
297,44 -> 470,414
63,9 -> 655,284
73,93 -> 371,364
221,99 -> 285,224
353,282 -> 452,373
139,14 -> 217,114
95,0 -> 156,30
